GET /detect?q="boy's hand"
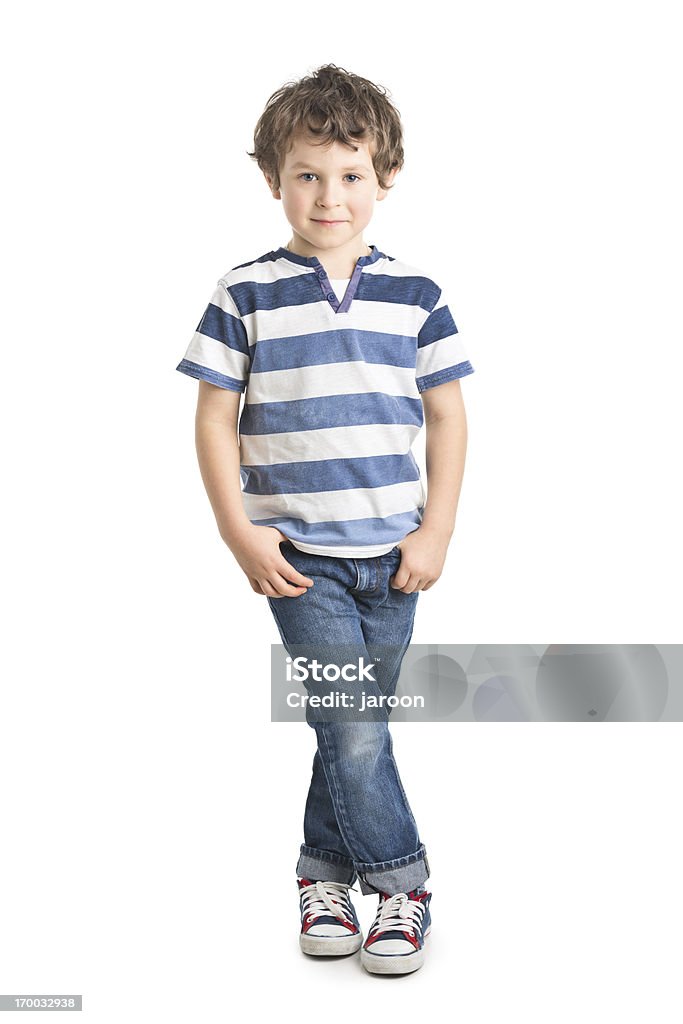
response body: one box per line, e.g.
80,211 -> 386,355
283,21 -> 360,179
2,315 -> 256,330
226,524 -> 315,598
390,526 -> 450,593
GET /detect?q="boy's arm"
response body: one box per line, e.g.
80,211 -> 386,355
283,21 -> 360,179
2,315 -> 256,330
420,378 -> 468,539
193,381 -> 314,598
391,378 -> 468,593
194,382 -> 252,544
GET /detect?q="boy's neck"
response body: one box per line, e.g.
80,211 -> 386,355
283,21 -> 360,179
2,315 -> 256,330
285,234 -> 372,278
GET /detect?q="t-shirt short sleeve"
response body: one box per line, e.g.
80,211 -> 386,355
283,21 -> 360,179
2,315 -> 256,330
175,279 -> 250,393
415,282 -> 475,393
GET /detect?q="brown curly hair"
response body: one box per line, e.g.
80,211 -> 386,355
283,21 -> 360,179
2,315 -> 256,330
247,64 -> 404,193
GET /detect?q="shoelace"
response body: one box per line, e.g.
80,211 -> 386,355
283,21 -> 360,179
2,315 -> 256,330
369,892 -> 425,937
300,880 -> 357,924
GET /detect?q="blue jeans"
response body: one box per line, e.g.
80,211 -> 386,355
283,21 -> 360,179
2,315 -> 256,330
267,540 -> 430,896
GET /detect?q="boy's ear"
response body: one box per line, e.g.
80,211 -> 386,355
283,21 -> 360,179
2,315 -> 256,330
264,171 -> 281,199
376,166 -> 400,200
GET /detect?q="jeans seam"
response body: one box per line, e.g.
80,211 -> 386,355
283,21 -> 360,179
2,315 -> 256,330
387,728 -> 420,837
318,723 -> 357,857
353,843 -> 428,871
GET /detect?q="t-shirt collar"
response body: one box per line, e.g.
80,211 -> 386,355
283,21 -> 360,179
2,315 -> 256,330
274,244 -> 384,268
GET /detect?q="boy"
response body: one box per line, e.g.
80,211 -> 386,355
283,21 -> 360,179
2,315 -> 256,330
175,64 -> 474,975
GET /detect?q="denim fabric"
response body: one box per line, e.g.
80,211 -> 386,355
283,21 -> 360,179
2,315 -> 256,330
267,541 -> 430,896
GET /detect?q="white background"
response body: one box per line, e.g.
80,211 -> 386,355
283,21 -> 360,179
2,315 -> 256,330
1,0 -> 682,1020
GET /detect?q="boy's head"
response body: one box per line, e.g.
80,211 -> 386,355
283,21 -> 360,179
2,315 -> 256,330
247,64 -> 404,253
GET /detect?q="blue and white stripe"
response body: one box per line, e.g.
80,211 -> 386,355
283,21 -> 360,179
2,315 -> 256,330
176,245 -> 474,557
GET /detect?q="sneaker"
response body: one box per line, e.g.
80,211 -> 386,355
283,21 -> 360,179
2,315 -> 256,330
297,878 -> 364,956
360,886 -> 432,974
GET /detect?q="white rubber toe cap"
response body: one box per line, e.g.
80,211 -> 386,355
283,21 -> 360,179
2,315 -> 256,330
307,923 -> 356,938
365,937 -> 416,956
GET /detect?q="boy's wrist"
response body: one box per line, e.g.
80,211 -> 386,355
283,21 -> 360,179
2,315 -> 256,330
220,518 -> 255,547
418,518 -> 454,540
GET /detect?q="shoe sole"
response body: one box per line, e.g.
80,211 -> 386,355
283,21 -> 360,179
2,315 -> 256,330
360,925 -> 431,975
300,930 -> 364,956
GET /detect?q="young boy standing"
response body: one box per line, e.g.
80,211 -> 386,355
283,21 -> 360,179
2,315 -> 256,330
175,65 -> 474,974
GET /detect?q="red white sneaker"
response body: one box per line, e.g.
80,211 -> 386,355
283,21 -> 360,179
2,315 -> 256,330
297,878 -> 363,956
360,887 -> 432,974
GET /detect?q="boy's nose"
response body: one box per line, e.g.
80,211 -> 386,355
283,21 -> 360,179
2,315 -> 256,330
316,185 -> 344,205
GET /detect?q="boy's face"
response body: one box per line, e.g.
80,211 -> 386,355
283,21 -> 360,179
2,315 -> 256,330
265,132 -> 398,258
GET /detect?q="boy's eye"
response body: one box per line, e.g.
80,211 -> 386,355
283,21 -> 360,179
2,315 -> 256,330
298,173 -> 361,183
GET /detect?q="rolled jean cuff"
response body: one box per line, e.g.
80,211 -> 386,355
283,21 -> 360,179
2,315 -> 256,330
355,843 -> 430,896
296,844 -> 357,886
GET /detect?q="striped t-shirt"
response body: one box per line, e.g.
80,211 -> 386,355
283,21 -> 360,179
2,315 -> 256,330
176,244 -> 475,558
